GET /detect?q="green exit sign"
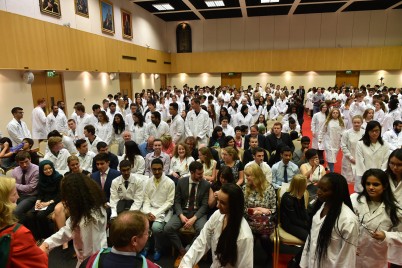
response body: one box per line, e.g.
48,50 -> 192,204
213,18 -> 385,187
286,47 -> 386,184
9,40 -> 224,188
345,70 -> 352,74
228,72 -> 235,76
47,71 -> 56,77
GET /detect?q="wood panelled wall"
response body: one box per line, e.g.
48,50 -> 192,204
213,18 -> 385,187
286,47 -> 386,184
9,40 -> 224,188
0,11 -> 171,74
1,11 -> 401,74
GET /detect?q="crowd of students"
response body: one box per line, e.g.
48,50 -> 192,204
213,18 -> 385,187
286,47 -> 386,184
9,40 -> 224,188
0,82 -> 401,268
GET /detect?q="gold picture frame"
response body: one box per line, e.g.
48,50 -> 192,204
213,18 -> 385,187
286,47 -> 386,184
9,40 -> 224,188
100,0 -> 115,35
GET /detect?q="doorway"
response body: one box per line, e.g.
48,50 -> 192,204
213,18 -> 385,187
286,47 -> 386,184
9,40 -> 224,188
159,74 -> 167,90
31,72 -> 65,115
119,73 -> 133,100
221,73 -> 242,89
335,71 -> 360,88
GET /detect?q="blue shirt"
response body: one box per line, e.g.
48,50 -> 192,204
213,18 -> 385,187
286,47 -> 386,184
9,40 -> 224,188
139,142 -> 153,158
271,160 -> 299,189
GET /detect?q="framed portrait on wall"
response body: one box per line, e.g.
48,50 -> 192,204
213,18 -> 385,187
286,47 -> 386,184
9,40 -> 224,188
121,9 -> 133,40
75,0 -> 89,18
39,0 -> 61,18
99,0 -> 115,34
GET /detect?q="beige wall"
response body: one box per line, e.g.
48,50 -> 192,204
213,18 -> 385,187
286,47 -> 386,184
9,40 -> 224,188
132,73 -> 161,94
166,10 -> 402,53
0,70 -> 34,137
360,70 -> 402,87
167,73 -> 221,89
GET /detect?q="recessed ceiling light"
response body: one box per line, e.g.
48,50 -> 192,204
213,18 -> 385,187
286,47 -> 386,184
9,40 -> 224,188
152,3 -> 174,11
261,0 -> 279,3
205,1 -> 225,7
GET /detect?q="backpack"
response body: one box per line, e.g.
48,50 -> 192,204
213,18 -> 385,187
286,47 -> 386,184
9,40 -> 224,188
0,223 -> 21,268
89,247 -> 148,268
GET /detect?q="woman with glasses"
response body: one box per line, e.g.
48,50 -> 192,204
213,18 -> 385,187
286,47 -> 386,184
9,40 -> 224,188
351,168 -> 402,268
355,121 -> 390,192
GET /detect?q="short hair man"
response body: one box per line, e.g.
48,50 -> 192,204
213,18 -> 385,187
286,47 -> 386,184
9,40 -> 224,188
292,136 -> 311,167
92,142 -> 119,172
84,124 -> 104,154
11,151 -> 39,223
91,153 -> 121,203
271,146 -> 300,189
184,98 -> 210,145
145,111 -> 170,140
47,129 -> 77,154
43,136 -> 71,175
67,119 -> 78,141
46,104 -> 68,135
242,135 -> 269,166
75,139 -> 96,173
7,107 -> 32,146
245,147 -> 272,183
144,139 -> 170,177
383,120 -> 402,152
265,122 -> 295,166
169,103 -> 185,144
164,161 -> 210,263
81,211 -> 159,268
32,98 -> 47,140
244,125 -> 266,150
75,104 -> 92,138
139,136 -> 155,158
110,160 -> 144,219
141,158 -> 175,261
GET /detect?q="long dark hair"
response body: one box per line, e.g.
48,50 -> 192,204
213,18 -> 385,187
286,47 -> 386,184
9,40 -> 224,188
133,112 -> 144,127
113,114 -> 125,134
124,141 -> 141,168
215,183 -> 244,266
219,107 -> 231,124
360,120 -> 384,146
358,168 -> 400,226
211,126 -> 225,140
308,173 -> 354,267
386,148 -> 402,182
212,166 -> 235,192
61,173 -> 106,230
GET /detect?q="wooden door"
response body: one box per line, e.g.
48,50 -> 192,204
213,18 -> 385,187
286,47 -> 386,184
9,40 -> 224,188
335,71 -> 360,88
119,73 -> 133,100
159,74 -> 167,90
31,72 -> 65,114
221,73 -> 242,89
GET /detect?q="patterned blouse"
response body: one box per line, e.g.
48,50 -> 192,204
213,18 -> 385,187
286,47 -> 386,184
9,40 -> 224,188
242,184 -> 277,215
220,160 -> 244,183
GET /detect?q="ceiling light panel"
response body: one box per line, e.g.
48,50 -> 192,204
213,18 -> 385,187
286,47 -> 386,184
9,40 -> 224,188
152,3 -> 174,11
261,0 -> 280,3
205,1 -> 225,7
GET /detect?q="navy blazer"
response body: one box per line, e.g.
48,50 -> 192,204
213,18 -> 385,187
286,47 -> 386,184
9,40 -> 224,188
91,168 -> 121,201
174,177 -> 210,220
244,134 -> 266,150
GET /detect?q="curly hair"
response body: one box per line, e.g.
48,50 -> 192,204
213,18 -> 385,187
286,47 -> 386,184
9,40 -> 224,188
61,173 -> 106,230
0,177 -> 17,227
173,143 -> 190,158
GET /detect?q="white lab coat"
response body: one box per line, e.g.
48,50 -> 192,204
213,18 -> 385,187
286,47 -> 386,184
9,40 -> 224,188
32,106 -> 47,139
131,124 -> 147,145
300,203 -> 358,268
170,115 -> 185,144
76,113 -> 92,139
233,112 -> 253,128
95,122 -> 113,145
144,121 -> 170,140
6,118 -> 32,146
382,109 -> 402,135
311,112 -> 326,150
318,120 -> 344,163
185,109 -> 210,145
351,193 -> 402,267
180,210 -> 254,268
265,106 -> 279,120
47,112 -> 68,135
340,128 -> 364,183
383,129 -> 402,152
276,98 -> 288,114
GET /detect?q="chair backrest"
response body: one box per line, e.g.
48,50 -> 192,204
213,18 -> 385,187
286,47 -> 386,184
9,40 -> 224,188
0,168 -> 4,175
277,187 -> 309,225
5,168 -> 14,177
109,143 -> 119,155
39,140 -> 48,156
293,140 -> 301,152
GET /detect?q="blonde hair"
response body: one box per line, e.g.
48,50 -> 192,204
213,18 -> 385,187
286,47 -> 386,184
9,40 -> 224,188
324,107 -> 344,128
287,174 -> 307,198
160,134 -> 172,147
222,146 -> 239,161
244,163 -> 268,200
48,136 -> 63,149
0,177 -> 17,227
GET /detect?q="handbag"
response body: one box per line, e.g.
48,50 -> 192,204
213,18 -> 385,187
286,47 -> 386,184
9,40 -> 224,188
247,212 -> 277,236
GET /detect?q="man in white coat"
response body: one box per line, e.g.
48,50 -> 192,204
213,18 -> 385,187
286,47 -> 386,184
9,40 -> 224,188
141,158 -> 175,261
47,105 -> 68,135
185,98 -> 210,146
382,120 -> 402,152
32,98 -> 47,141
169,102 -> 185,144
7,107 -> 32,146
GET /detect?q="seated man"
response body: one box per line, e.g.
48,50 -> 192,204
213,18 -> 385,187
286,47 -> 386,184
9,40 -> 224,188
164,161 -> 210,265
91,153 -> 121,202
292,136 -> 310,167
80,211 -> 159,268
47,130 -> 77,154
43,136 -> 70,175
144,139 -> 170,177
244,125 -> 266,150
76,139 -> 96,173
265,122 -> 295,166
271,146 -> 299,189
11,151 -> 39,223
242,136 -> 269,166
92,142 -> 119,173
142,158 -> 175,261
139,136 -> 155,158
245,147 -> 272,183
110,160 -> 144,219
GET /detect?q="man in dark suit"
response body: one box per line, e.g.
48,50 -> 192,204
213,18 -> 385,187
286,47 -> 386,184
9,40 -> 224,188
244,125 -> 266,150
296,85 -> 305,103
91,152 -> 121,202
265,122 -> 295,166
92,142 -> 119,173
164,161 -> 210,264
243,135 -> 269,166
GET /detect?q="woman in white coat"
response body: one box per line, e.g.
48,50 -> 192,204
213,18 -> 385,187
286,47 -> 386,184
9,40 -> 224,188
95,111 -> 113,145
300,173 -> 358,268
319,108 -> 344,173
351,169 -> 402,268
341,115 -> 365,184
355,121 -> 390,192
233,105 -> 253,129
311,103 -> 328,163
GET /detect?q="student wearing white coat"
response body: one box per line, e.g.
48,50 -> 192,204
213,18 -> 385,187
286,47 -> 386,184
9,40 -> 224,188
311,103 -> 328,163
7,107 -> 32,146
386,149 -> 402,205
355,121 -> 390,192
233,105 -> 253,129
351,169 -> 402,268
169,102 -> 185,144
185,98 -> 210,146
300,173 -> 358,268
341,115 -> 365,184
46,105 -> 68,135
32,98 -> 48,140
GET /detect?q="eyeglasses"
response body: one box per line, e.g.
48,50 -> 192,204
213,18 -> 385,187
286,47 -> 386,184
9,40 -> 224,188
360,213 -> 381,235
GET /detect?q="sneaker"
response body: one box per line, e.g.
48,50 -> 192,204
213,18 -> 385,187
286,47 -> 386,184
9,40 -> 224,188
153,250 -> 161,261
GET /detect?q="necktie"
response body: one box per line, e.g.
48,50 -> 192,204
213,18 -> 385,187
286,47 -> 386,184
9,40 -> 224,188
21,170 -> 26,185
124,180 -> 129,189
284,165 -> 288,183
101,173 -> 106,189
188,183 -> 196,211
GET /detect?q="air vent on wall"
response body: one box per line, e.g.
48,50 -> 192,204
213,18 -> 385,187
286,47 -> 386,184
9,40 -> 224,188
164,61 -> 171,65
147,59 -> 157,63
122,55 -> 137,60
